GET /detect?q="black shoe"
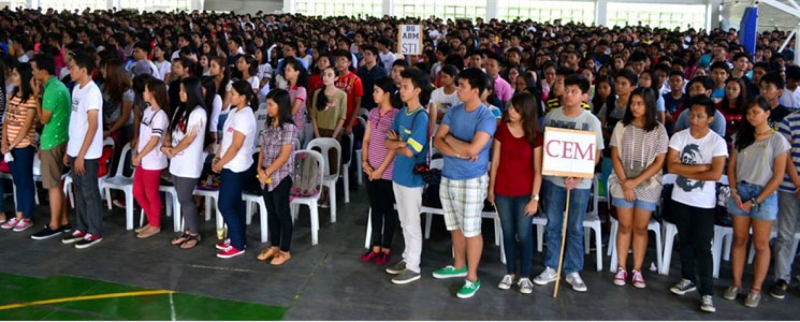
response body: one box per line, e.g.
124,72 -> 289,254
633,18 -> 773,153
30,225 -> 64,240
770,279 -> 788,299
61,223 -> 72,233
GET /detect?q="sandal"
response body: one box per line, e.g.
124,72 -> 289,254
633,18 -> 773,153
180,234 -> 201,249
171,233 -> 190,246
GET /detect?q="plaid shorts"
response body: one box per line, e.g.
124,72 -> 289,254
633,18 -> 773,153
440,175 -> 489,238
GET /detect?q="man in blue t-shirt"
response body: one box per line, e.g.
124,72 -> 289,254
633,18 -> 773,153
431,68 -> 497,299
384,68 -> 431,285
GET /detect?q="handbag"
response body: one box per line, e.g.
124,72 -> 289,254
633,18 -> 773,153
608,123 -> 662,199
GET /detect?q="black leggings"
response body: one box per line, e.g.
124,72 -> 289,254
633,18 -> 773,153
366,178 -> 397,249
264,176 -> 293,252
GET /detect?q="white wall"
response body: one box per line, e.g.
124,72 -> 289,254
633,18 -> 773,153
203,0 -> 282,13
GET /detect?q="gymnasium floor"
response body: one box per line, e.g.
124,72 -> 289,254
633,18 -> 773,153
0,183 -> 798,320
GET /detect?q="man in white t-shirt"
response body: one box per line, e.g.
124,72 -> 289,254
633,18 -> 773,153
61,53 -> 106,249
377,38 -> 396,70
666,96 -> 728,313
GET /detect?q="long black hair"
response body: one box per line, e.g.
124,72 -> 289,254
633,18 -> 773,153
283,56 -> 308,88
592,74 -> 616,115
266,88 -> 294,129
374,76 -> 399,108
735,96 -> 772,152
168,77 -> 206,135
230,80 -> 259,111
12,63 -> 33,103
622,87 -> 659,132
507,91 -> 541,145
201,76 -> 218,115
315,66 -> 336,111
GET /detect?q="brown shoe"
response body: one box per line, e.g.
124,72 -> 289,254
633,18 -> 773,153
135,226 -> 148,234
257,247 -> 279,261
137,226 -> 161,239
271,251 -> 291,266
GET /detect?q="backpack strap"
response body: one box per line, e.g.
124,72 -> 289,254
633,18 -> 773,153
408,108 -> 429,165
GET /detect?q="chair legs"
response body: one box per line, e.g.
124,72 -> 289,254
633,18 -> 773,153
661,222 -> 678,276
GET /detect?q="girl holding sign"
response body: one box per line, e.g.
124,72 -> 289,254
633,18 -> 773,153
609,87 -> 669,289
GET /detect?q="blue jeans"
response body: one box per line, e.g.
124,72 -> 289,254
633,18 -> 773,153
219,169 -> 246,250
10,146 -> 35,219
543,180 -> 591,275
496,195 -> 534,277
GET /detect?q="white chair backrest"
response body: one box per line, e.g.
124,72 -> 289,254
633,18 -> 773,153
663,173 -> 677,186
294,138 -> 302,151
359,108 -> 369,118
718,174 -> 729,186
430,158 -> 444,170
292,149 -> 324,198
305,138 -> 341,176
115,143 -> 133,178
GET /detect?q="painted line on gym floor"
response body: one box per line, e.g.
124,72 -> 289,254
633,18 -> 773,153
0,290 -> 175,311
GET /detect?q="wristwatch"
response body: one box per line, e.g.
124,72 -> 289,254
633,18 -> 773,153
751,198 -> 760,210
532,194 -> 540,201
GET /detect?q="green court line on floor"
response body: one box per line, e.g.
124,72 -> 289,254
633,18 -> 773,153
0,273 -> 288,320
0,290 -> 175,311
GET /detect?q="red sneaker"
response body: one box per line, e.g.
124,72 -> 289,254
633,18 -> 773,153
217,246 -> 245,259
62,230 -> 86,244
360,251 -> 380,262
375,252 -> 391,266
215,239 -> 231,250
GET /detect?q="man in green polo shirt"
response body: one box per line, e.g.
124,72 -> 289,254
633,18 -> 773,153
30,53 -> 72,240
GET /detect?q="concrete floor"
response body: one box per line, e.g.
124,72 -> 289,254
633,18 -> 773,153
0,184 -> 798,320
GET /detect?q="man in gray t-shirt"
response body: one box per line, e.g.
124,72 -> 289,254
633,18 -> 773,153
534,75 -> 603,293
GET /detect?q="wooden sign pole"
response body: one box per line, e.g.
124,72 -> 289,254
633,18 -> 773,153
553,189 -> 571,298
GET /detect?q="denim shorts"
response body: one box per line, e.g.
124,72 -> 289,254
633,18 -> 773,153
726,181 -> 778,221
611,197 -> 658,212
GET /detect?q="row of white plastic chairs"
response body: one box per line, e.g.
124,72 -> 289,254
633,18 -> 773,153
363,169 -> 800,278
51,136 -> 361,247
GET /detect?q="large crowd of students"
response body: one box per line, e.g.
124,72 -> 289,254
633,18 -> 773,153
2,6 -> 800,313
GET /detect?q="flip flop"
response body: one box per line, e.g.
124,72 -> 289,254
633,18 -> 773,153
171,233 -> 190,246
180,234 -> 201,249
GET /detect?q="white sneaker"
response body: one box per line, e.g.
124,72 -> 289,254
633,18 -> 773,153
518,277 -> 534,294
498,274 -> 514,290
701,295 -> 716,313
533,267 -> 557,285
566,272 -> 588,292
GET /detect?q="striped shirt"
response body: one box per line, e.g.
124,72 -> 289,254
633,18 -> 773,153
778,110 -> 800,192
366,107 -> 399,180
609,122 -> 669,203
5,95 -> 37,148
288,85 -> 307,133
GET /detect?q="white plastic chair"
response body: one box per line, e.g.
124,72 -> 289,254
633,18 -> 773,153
243,152 -> 268,243
243,192 -> 269,243
101,143 -> 135,230
137,185 -> 179,232
64,137 -> 115,212
306,138 -> 340,223
532,175 -> 604,272
290,149 -> 325,245
355,116 -> 367,186
659,174 -> 678,275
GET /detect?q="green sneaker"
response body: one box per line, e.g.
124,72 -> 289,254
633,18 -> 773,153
457,279 -> 481,299
432,265 -> 467,279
